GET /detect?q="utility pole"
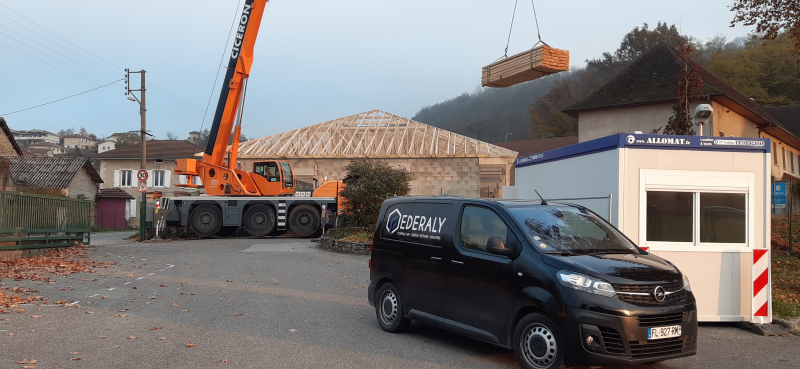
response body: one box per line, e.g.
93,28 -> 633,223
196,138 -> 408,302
126,69 -> 147,242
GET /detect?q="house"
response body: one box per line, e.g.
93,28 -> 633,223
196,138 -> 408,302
234,110 -> 518,198
5,156 -> 103,199
97,140 -> 116,154
96,187 -> 136,229
10,129 -> 59,147
62,134 -> 97,149
0,117 -> 22,191
106,133 -> 126,142
561,44 -> 800,201
92,140 -> 204,226
27,142 -> 65,156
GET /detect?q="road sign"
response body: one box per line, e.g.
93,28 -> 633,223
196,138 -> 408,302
137,170 -> 149,181
138,180 -> 148,193
773,181 -> 787,209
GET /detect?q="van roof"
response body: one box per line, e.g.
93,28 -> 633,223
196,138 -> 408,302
384,196 -> 577,208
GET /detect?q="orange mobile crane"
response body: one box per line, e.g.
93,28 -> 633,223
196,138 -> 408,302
160,0 -> 342,238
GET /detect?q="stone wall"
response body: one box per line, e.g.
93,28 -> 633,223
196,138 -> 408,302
67,167 -> 99,200
318,237 -> 370,255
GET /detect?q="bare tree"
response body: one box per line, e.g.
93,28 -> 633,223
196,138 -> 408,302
730,0 -> 800,49
165,131 -> 179,140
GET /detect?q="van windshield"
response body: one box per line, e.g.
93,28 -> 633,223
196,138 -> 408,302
508,206 -> 637,253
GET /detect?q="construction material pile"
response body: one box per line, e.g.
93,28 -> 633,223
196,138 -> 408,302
482,45 -> 569,88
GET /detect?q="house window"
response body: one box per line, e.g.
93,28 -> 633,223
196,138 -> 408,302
154,170 -> 165,187
774,143 -> 778,165
121,170 -> 132,187
783,147 -> 787,170
646,191 -> 747,245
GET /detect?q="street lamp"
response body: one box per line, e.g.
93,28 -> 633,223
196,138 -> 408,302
694,104 -> 713,136
505,131 -> 513,142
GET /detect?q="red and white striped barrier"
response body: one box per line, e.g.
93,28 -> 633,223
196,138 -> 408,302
752,249 -> 771,324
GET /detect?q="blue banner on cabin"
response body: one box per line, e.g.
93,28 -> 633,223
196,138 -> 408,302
516,133 -> 771,168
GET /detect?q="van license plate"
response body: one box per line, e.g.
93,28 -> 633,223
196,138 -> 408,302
647,325 -> 681,340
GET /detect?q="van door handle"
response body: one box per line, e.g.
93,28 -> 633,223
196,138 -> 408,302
451,260 -> 464,266
430,257 -> 442,262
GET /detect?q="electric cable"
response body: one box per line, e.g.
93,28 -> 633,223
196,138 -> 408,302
199,0 -> 244,135
0,79 -> 123,116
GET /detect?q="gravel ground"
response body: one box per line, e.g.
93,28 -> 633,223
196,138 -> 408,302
1,237 -> 798,368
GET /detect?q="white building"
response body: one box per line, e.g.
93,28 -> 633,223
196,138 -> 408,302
11,129 -> 59,147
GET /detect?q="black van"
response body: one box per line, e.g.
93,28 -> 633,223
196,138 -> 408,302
368,197 -> 697,369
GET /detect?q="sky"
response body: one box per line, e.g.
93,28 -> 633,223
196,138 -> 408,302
0,0 -> 754,141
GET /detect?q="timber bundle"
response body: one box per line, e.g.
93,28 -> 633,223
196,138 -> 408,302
482,45 -> 569,88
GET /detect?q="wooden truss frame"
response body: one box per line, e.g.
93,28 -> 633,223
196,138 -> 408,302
235,110 -> 518,159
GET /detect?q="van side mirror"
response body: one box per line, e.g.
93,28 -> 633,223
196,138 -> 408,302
487,236 -> 513,256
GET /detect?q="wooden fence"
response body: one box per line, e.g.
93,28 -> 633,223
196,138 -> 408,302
0,191 -> 91,250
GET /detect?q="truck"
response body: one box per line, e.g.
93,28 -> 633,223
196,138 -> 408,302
156,0 -> 343,238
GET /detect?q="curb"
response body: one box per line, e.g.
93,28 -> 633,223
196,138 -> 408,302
773,317 -> 800,332
318,237 -> 370,255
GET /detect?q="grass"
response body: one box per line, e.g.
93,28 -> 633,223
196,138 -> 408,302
773,254 -> 800,319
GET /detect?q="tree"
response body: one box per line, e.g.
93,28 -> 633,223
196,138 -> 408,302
730,0 -> 800,49
664,45 -> 701,135
587,22 -> 693,76
165,131 -> 179,140
115,132 -> 141,148
57,128 -> 75,136
340,160 -> 412,228
79,127 -> 89,137
704,32 -> 800,106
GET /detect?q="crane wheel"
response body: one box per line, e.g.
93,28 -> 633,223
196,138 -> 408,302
288,204 -> 320,238
190,204 -> 223,237
243,204 -> 276,237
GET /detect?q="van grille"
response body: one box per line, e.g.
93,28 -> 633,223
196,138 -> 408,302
630,334 -> 695,359
614,282 -> 686,304
598,326 -> 625,355
637,312 -> 685,327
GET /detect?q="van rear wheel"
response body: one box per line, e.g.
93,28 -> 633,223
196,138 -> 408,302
288,204 -> 320,237
513,313 -> 564,369
375,283 -> 410,333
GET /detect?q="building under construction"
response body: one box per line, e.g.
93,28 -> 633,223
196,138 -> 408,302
235,110 -> 518,198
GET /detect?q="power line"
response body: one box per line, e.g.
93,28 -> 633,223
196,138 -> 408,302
199,0 -> 244,134
0,79 -> 123,116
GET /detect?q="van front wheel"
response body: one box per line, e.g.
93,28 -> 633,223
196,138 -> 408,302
375,283 -> 410,333
513,313 -> 565,369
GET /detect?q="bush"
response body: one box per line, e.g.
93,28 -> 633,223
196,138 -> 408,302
340,159 -> 411,228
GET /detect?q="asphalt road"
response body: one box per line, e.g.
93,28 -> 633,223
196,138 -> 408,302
1,237 -> 799,369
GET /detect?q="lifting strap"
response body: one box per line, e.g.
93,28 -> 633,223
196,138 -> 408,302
503,0 -> 548,59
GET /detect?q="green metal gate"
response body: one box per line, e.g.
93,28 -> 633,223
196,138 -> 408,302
0,191 -> 91,250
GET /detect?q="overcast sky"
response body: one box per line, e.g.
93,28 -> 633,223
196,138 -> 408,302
0,0 -> 753,141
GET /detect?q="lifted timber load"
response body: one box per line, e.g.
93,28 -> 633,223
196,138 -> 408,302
482,0 -> 569,88
482,44 -> 569,88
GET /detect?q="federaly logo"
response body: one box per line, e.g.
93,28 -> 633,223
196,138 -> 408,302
385,208 -> 446,234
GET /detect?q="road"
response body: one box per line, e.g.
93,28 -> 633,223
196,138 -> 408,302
1,237 -> 798,368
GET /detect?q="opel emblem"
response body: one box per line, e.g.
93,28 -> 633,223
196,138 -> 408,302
653,286 -> 666,302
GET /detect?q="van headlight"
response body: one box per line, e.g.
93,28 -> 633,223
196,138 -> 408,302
683,275 -> 692,292
557,270 -> 616,297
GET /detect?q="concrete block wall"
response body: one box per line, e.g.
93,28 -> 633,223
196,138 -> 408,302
239,157 -> 483,197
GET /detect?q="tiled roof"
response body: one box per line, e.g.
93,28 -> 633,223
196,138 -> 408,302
92,140 -> 203,160
767,104 -> 800,137
0,118 -> 23,156
494,136 -> 579,157
62,134 -> 95,140
6,156 -> 103,189
562,44 -> 784,130
97,187 -> 135,199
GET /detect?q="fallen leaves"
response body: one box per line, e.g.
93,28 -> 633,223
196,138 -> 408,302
226,280 -> 233,283
30,315 -> 43,319
0,245 -> 115,283
232,313 -> 243,316
0,287 -> 47,310
158,337 -> 167,340
149,326 -> 163,330
172,302 -> 179,307
128,336 -> 137,339
149,296 -> 157,299
115,314 -> 128,318
159,285 -> 167,287
186,342 -> 194,347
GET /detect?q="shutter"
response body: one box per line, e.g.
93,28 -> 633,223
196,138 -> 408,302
113,170 -> 120,187
146,170 -> 154,187
164,170 -> 171,188
125,199 -> 130,220
129,199 -> 137,218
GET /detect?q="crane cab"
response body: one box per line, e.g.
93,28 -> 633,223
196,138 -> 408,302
252,160 -> 295,196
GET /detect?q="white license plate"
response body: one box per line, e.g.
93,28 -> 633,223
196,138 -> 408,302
647,325 -> 682,340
